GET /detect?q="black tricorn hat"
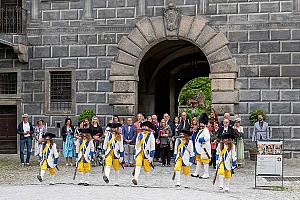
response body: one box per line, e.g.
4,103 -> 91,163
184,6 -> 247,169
111,123 -> 122,129
140,121 -> 154,130
180,129 -> 191,136
43,132 -> 56,139
106,123 -> 112,128
221,133 -> 235,140
199,113 -> 209,125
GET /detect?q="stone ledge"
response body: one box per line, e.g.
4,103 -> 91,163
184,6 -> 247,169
209,72 -> 237,79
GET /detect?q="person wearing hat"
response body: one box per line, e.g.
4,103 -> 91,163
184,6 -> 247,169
191,113 -> 211,179
216,132 -> 237,191
37,132 -> 59,185
233,118 -> 244,167
75,130 -> 95,186
173,129 -> 194,188
17,113 -> 34,166
102,123 -> 124,186
33,119 -> 47,157
132,121 -> 155,187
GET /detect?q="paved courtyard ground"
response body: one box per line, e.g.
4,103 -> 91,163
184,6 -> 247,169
0,155 -> 300,200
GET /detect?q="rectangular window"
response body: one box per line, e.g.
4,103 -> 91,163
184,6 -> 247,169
0,72 -> 17,94
49,71 -> 72,112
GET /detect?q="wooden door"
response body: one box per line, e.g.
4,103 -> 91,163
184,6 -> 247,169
0,105 -> 17,154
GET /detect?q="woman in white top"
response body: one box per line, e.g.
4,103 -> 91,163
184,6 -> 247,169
233,118 -> 244,167
33,119 -> 47,156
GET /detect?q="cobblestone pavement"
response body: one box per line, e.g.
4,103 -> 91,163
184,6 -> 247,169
0,155 -> 300,200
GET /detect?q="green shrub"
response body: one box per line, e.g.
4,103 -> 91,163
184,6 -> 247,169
78,109 -> 96,123
249,109 -> 266,125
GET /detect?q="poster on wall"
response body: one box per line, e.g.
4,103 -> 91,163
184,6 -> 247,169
256,141 -> 283,176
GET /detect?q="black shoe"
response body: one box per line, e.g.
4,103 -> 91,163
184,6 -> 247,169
37,175 -> 43,182
132,179 -> 137,185
191,174 -> 199,178
84,183 -> 90,186
103,175 -> 109,184
78,182 -> 84,185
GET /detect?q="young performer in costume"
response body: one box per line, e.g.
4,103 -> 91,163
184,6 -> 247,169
191,113 -> 211,179
102,123 -> 124,186
75,129 -> 95,186
132,121 -> 155,187
173,129 -> 194,188
37,132 -> 59,185
216,133 -> 237,191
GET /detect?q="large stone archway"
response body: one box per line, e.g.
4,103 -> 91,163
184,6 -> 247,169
109,10 -> 238,117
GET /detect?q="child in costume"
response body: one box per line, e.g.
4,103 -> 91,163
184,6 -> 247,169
37,132 -> 59,185
192,113 -> 211,179
173,129 -> 194,188
75,130 -> 95,186
102,123 -> 124,186
216,133 -> 237,191
132,121 -> 155,187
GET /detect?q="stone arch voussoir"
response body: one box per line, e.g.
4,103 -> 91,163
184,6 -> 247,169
109,13 -> 239,116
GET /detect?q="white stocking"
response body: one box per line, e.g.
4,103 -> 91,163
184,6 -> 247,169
104,166 -> 111,180
175,171 -> 180,186
219,175 -> 224,189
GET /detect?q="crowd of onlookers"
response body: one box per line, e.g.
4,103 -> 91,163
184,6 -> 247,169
17,109 -> 270,167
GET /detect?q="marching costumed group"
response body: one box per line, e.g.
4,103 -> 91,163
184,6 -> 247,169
33,112 -> 237,191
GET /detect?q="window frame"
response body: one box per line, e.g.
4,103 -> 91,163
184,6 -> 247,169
45,69 -> 75,115
0,68 -> 21,99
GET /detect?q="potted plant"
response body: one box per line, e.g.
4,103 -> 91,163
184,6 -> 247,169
78,109 -> 96,122
248,109 -> 266,161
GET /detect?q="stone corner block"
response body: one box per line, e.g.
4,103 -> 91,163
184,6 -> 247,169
212,104 -> 235,115
110,62 -> 135,76
212,90 -> 239,104
108,93 -> 135,105
113,105 -> 135,115
210,58 -> 238,73
113,80 -> 136,93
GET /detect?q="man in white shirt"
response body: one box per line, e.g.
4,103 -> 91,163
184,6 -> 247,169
17,114 -> 34,166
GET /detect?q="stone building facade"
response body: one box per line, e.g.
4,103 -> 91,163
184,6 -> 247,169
0,0 -> 300,156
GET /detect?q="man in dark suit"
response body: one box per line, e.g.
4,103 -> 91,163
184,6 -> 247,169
220,113 -> 234,128
17,113 -> 34,166
177,111 -> 190,132
122,117 -> 137,166
163,113 -> 176,135
218,119 -> 235,139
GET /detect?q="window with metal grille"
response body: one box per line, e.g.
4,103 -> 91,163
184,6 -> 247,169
49,71 -> 72,112
0,72 -> 17,94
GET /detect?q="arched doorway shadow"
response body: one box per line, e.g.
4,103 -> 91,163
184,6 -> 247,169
138,39 -> 210,118
109,7 -> 239,118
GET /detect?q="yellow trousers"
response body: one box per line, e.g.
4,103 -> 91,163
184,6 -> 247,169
174,156 -> 190,176
196,154 -> 210,164
135,151 -> 150,172
218,162 -> 232,178
78,159 -> 91,173
41,160 -> 55,175
105,150 -> 120,171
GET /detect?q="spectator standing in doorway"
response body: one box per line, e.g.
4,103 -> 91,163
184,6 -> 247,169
122,117 -> 137,167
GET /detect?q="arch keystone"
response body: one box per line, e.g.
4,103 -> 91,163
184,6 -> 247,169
136,18 -> 156,44
178,15 -> 194,38
150,16 -> 166,40
187,15 -> 207,41
202,32 -> 229,56
118,36 -> 142,58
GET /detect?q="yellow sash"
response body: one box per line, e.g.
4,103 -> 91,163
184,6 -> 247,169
138,132 -> 149,148
177,139 -> 185,153
107,134 -> 115,149
220,145 -> 228,160
80,139 -> 87,152
42,143 -> 50,158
